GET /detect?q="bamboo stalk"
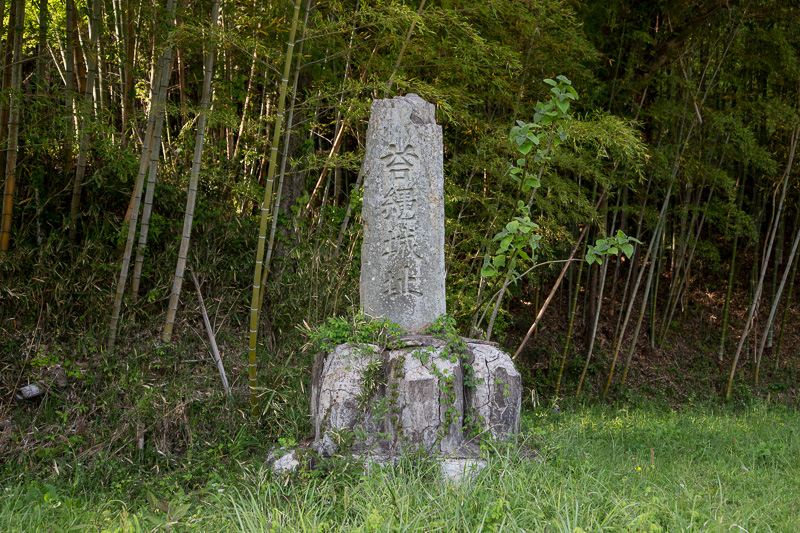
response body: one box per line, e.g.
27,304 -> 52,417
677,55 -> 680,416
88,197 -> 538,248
247,0 -> 303,413
774,211 -> 800,368
554,259 -> 584,399
603,180 -> 673,395
163,0 -> 221,343
68,0 -> 101,245
513,192 -> 606,360
132,46 -> 176,296
621,225 -> 664,384
726,123 -> 800,400
754,216 -> 800,383
0,0 -> 24,254
576,257 -> 609,396
258,0 -> 312,308
718,188 -> 742,361
63,0 -> 75,165
658,186 -> 714,345
108,0 -> 178,352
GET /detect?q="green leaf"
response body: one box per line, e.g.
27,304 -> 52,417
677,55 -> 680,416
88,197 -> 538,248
481,266 -> 497,278
499,235 -> 513,252
493,254 -> 506,268
526,177 -> 541,189
622,243 -> 634,257
519,140 -> 533,155
543,78 -> 557,86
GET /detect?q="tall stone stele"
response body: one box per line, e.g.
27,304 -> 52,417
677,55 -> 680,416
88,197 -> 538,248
360,94 -> 445,333
310,95 -> 521,460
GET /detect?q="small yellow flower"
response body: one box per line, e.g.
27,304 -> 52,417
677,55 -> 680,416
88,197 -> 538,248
637,466 -> 642,471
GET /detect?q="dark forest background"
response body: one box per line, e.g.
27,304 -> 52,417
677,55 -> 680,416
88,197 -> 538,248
2,0 -> 800,447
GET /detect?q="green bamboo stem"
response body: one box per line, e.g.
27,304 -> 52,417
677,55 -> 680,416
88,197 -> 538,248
247,0 -> 302,413
162,0 -> 220,343
258,0 -> 312,307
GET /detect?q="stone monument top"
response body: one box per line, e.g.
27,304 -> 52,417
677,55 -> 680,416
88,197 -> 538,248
360,94 -> 445,333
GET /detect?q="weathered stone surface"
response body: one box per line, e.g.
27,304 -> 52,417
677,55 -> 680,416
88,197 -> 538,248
311,342 -> 382,452
268,449 -> 300,474
385,340 -> 463,453
360,94 -> 445,334
440,458 -> 487,485
311,337 -> 521,457
466,343 -> 522,440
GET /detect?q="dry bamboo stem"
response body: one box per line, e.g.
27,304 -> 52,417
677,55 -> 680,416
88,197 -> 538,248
754,217 -> 800,382
191,270 -> 230,396
132,49 -> 175,296
108,0 -> 178,351
726,123 -> 799,400
162,0 -> 221,343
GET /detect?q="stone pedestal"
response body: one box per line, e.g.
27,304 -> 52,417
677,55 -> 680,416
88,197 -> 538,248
310,336 -> 521,458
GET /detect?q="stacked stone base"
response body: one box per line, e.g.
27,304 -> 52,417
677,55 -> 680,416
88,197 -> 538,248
310,335 -> 521,459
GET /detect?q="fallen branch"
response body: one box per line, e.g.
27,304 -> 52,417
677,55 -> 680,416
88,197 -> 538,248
191,269 -> 231,397
513,192 -> 606,360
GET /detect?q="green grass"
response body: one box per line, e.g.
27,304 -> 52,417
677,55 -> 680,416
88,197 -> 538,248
2,401 -> 798,531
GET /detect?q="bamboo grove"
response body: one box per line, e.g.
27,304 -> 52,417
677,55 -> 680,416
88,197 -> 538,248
1,0 -> 800,403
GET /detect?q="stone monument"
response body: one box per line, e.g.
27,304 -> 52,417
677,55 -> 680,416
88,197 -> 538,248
360,94 -> 445,333
309,94 -> 521,465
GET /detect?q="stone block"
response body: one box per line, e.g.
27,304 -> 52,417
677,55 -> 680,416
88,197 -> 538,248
465,343 -> 522,440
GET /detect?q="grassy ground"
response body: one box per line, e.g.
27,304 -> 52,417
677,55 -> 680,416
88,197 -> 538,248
2,400 -> 798,532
